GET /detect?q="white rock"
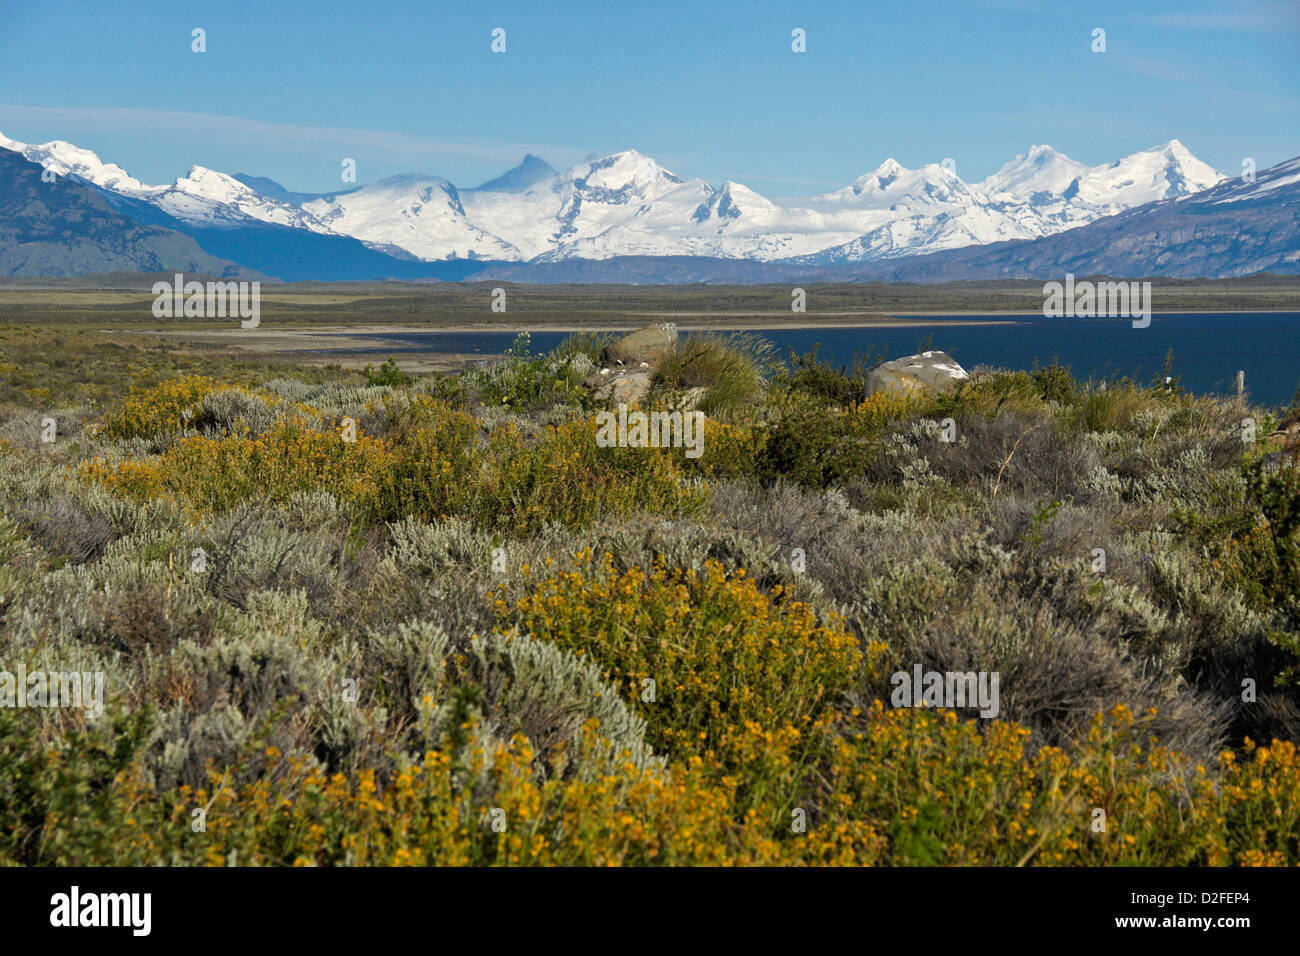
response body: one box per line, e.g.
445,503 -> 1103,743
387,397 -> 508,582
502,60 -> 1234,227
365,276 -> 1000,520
865,350 -> 969,396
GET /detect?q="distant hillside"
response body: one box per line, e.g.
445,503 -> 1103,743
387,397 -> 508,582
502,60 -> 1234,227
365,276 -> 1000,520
0,131 -> 1236,270
0,150 -> 245,278
4,132 -> 1296,283
850,156 -> 1300,281
86,184 -> 507,284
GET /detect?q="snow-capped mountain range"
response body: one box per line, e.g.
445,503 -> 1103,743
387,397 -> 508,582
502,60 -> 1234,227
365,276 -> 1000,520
0,131 -> 1225,266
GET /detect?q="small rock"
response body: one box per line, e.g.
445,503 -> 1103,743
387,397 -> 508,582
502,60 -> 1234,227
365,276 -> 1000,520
591,370 -> 653,406
674,386 -> 708,411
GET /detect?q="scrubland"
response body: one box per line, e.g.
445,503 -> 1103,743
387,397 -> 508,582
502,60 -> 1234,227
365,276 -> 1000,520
1,327 -> 1298,866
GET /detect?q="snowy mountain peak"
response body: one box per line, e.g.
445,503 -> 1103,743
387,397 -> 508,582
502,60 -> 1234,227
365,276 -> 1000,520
916,160 -> 961,179
980,145 -> 1088,200
1117,138 -> 1208,173
473,153 -> 558,193
856,157 -> 908,190
1156,138 -> 1196,158
815,157 -> 973,207
980,140 -> 1223,210
570,149 -> 686,192
0,130 -> 155,195
173,165 -> 257,202
691,180 -> 780,224
300,171 -> 517,261
808,159 -> 905,203
1151,139 -> 1223,188
0,130 -> 1248,269
147,164 -> 340,232
719,180 -> 766,198
1079,140 -> 1224,208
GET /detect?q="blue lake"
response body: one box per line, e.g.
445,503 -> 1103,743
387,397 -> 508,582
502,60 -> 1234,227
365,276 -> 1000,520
320,312 -> 1300,407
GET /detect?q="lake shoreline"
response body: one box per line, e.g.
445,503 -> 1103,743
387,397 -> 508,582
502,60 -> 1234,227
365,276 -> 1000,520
116,311 -> 1300,404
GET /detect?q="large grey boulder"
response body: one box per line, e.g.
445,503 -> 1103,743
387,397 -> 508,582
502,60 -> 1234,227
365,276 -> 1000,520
601,323 -> 678,367
865,350 -> 969,396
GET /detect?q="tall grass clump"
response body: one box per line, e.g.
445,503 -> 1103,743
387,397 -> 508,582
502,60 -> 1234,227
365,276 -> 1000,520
652,332 -> 778,418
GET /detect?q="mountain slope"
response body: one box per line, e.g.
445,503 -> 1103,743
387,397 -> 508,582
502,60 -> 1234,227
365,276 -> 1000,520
0,131 -> 350,238
461,155 -> 1298,283
836,155 -> 1300,281
87,183 -> 507,282
232,173 -> 361,206
1,131 -> 1275,281
809,141 -> 1225,264
302,174 -> 522,260
0,132 -> 156,196
471,154 -> 558,192
979,145 -> 1090,200
4,131 -> 1224,266
495,142 -> 1224,265
0,136 -> 504,281
0,149 -> 248,278
1072,139 -> 1223,210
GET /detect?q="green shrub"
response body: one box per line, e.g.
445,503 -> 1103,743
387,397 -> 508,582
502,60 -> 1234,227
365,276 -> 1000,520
1031,359 -> 1077,405
364,357 -> 415,388
774,344 -> 880,407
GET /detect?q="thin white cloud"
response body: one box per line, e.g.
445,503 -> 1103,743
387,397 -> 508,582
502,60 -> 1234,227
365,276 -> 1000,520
0,104 -> 732,185
0,104 -> 595,170
722,172 -> 846,188
1142,3 -> 1300,32
1109,54 -> 1206,84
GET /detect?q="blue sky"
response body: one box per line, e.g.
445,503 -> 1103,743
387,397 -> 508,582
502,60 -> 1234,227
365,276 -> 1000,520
1,0 -> 1297,196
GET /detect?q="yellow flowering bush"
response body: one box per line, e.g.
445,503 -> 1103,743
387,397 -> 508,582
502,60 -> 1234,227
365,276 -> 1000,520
81,417 -> 399,514
472,419 -> 709,531
817,703 -> 1201,865
846,389 -> 930,432
82,391 -> 707,530
682,418 -> 765,481
23,724 -> 789,867
501,554 -> 871,756
497,553 -> 887,825
15,702 -> 1297,867
94,374 -> 219,440
817,703 -> 1300,866
1206,737 -> 1300,866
